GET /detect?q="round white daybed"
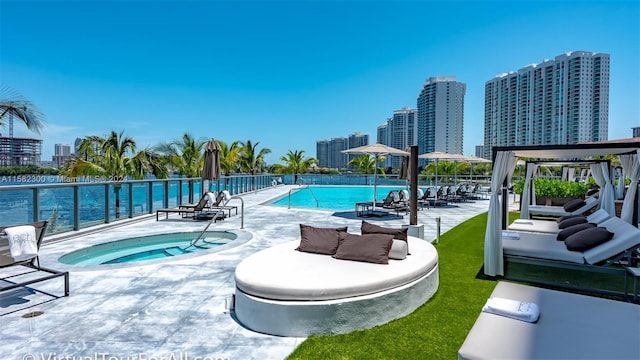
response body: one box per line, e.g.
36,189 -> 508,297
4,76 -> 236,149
233,236 -> 439,337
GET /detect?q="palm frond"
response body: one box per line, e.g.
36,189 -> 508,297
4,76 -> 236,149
0,85 -> 46,134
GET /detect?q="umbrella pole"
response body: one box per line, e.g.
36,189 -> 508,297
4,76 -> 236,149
373,159 -> 377,211
435,159 -> 439,200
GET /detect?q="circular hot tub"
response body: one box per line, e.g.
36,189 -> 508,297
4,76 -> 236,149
59,230 -> 248,266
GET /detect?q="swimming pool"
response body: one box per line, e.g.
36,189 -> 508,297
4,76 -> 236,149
59,230 -> 247,266
268,186 -> 407,210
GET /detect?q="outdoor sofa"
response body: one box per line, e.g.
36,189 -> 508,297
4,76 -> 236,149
233,222 -> 439,336
458,281 -> 640,360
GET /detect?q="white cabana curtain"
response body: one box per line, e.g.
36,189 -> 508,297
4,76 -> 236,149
591,162 -> 616,215
561,167 -> 569,181
615,167 -> 625,200
620,152 -> 640,223
484,151 -> 518,277
520,163 -> 537,219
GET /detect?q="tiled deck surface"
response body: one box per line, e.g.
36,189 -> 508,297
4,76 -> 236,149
1,185 -> 493,359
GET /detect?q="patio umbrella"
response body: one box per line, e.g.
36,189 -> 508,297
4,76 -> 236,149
202,138 -> 221,194
462,155 -> 491,182
418,151 -> 467,192
342,144 -> 410,211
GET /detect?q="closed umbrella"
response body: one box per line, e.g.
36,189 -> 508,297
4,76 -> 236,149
202,138 -> 221,194
342,144 -> 410,211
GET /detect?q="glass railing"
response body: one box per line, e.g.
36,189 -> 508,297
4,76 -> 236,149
0,174 -> 274,233
0,172 -> 494,234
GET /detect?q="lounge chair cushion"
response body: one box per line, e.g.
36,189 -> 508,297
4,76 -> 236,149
564,227 -> 614,252
563,198 -> 586,212
556,222 -> 596,241
558,216 -> 588,229
333,233 -> 393,264
296,224 -> 348,255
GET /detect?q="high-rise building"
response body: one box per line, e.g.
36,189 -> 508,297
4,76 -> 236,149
0,135 -> 42,167
316,140 -> 330,168
53,143 -> 73,168
475,144 -> 485,158
377,107 -> 418,168
316,133 -> 369,169
346,132 -> 369,165
484,51 -> 610,159
416,76 -> 466,164
632,126 -> 640,138
74,137 -> 83,153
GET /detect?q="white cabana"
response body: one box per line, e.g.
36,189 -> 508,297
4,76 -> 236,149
484,138 -> 640,277
591,162 -> 616,215
615,167 -> 625,200
519,162 -> 537,219
484,151 -> 517,276
619,150 -> 640,224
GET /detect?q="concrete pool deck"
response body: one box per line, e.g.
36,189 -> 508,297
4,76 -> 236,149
1,185 -> 494,359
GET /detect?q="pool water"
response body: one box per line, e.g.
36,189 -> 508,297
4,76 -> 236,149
59,231 -> 238,266
269,186 -> 407,210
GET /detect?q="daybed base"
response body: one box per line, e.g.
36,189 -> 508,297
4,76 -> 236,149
234,265 -> 438,337
233,236 -> 439,336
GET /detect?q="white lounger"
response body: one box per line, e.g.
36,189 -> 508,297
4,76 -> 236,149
503,216 -> 640,265
528,196 -> 599,218
508,209 -> 611,234
458,281 -> 640,360
234,236 -> 439,336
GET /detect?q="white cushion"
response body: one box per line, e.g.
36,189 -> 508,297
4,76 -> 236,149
235,236 -> 437,301
389,239 -> 408,260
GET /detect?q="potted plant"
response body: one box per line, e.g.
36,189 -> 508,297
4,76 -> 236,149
514,178 -> 590,206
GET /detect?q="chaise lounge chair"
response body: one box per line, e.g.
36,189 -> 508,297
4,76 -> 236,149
1,221 -> 69,301
156,194 -> 225,221
527,195 -> 599,218
508,209 -> 612,234
458,281 -> 640,360
203,190 -> 238,218
381,190 -> 409,215
502,215 -> 640,267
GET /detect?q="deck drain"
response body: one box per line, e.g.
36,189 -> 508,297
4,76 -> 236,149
22,310 -> 44,318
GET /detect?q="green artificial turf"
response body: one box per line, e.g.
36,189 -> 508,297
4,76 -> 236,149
287,211 -> 518,360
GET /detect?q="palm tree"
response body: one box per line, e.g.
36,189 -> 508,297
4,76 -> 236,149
0,86 -> 46,166
0,86 -> 46,134
62,130 -> 168,218
218,140 -> 242,186
279,150 -> 317,184
155,133 -> 205,202
348,154 -> 386,185
240,140 -> 271,190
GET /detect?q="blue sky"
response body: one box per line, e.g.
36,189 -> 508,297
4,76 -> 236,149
2,0 -> 639,164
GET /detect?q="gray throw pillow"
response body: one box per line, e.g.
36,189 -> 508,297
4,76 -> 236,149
361,220 -> 409,253
556,222 -> 596,241
556,214 -> 585,223
558,216 -> 588,229
563,198 -> 586,212
564,227 -> 614,252
296,224 -> 348,255
333,233 -> 394,264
